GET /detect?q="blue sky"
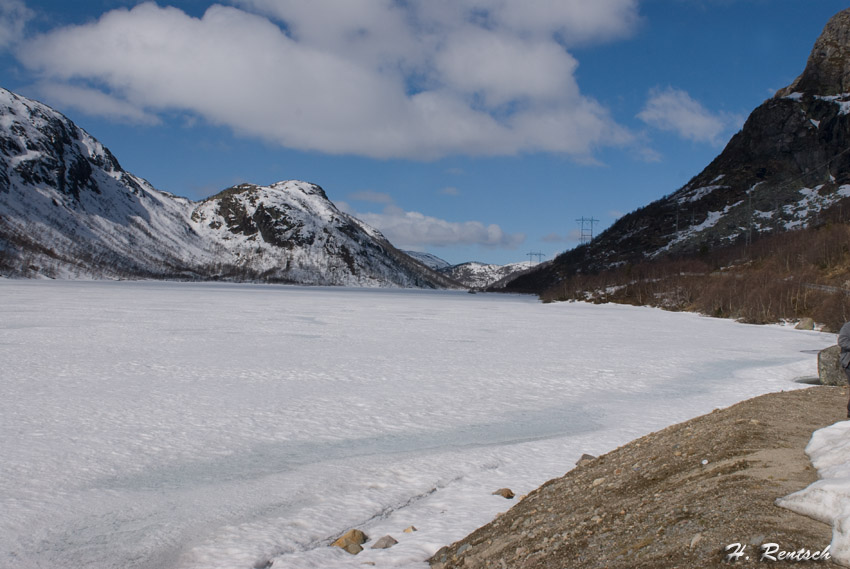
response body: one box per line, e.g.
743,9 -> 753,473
0,0 -> 847,265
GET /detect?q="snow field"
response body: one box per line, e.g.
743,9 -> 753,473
0,280 -> 837,569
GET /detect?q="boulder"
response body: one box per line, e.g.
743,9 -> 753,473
331,529 -> 368,555
818,345 -> 847,386
371,535 -> 398,549
403,525 -> 417,533
576,453 -> 596,466
492,488 -> 515,499
795,317 -> 815,330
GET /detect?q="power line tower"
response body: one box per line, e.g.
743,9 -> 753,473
576,217 -> 599,245
526,251 -> 545,263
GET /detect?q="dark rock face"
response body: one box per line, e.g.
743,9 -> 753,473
504,8 -> 850,294
778,8 -> 850,97
0,92 -> 114,201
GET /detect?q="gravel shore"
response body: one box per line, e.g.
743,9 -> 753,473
430,386 -> 847,569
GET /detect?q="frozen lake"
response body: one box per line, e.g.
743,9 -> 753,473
0,280 -> 836,568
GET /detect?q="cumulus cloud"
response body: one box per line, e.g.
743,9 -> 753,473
16,0 -> 639,160
340,196 -> 524,250
358,206 -> 525,249
33,81 -> 161,124
0,0 -> 32,50
637,86 -> 742,145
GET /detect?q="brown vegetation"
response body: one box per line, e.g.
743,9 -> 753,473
541,219 -> 850,332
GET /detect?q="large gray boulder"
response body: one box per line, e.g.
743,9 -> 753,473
818,345 -> 848,386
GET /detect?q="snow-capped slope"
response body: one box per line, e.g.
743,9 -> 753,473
441,260 -> 536,289
190,182 -> 460,287
404,250 -> 452,271
0,86 -> 455,288
0,87 -> 210,279
504,8 -> 850,293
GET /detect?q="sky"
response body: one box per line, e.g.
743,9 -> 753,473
0,0 -> 847,265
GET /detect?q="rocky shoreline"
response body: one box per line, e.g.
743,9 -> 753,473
428,386 -> 847,569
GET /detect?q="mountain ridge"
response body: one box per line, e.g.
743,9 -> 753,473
0,87 -> 459,288
502,7 -> 850,294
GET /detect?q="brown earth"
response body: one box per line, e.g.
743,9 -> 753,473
430,386 -> 848,569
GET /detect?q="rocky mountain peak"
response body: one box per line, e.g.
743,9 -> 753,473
0,87 -> 460,288
777,8 -> 850,97
502,8 -> 850,294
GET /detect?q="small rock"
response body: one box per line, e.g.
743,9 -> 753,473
795,317 -> 815,330
492,488 -> 515,499
457,543 -> 471,555
332,529 -> 368,555
576,453 -> 596,466
591,477 -> 605,487
343,543 -> 362,555
403,525 -> 417,533
371,535 -> 398,549
690,533 -> 703,549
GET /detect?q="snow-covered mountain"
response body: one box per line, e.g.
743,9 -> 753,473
440,260 -> 536,289
505,7 -> 850,293
403,250 -> 452,271
0,87 -> 458,288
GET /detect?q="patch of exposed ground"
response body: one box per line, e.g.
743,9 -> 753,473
430,386 -> 847,569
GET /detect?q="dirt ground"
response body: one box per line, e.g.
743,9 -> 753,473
429,386 -> 848,569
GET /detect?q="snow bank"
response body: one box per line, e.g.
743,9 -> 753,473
778,420 -> 850,566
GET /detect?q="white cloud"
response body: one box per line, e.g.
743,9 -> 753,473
361,207 -> 525,249
16,0 -> 639,160
433,27 -> 580,107
342,201 -> 524,250
637,86 -> 741,145
34,81 -> 161,124
0,0 -> 32,50
439,186 -> 460,196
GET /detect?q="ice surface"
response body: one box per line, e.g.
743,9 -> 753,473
0,281 -> 836,569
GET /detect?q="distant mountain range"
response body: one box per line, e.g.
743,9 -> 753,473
0,86 -> 461,288
504,7 -> 850,294
403,250 -> 538,289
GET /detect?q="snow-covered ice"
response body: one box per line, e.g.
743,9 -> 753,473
778,421 -> 850,565
0,280 -> 838,569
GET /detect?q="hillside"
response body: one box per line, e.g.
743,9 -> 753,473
0,87 -> 456,288
431,387 -> 846,569
504,8 -> 850,297
538,219 -> 850,332
440,260 -> 537,289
